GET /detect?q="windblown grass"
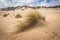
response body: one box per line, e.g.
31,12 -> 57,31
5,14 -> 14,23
24,11 -> 42,26
13,10 -> 45,33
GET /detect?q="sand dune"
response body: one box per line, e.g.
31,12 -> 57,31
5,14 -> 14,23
0,8 -> 60,40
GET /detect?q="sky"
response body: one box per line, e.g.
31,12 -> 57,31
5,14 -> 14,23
0,0 -> 60,8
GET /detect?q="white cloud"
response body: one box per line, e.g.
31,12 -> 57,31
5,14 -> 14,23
0,0 -> 60,8
40,0 -> 60,7
47,0 -> 60,6
0,0 -> 38,8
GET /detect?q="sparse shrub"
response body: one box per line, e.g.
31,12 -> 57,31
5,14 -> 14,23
3,13 -> 9,17
42,16 -> 45,21
0,14 -> 1,15
15,14 -> 22,18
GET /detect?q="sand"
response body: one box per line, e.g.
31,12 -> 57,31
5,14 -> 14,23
0,8 -> 60,40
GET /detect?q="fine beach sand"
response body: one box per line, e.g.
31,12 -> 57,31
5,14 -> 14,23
0,8 -> 60,40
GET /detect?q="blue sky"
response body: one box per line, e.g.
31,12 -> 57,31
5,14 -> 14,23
0,0 -> 60,8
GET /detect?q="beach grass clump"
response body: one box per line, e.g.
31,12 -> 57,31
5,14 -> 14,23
25,10 -> 42,25
13,10 -> 45,33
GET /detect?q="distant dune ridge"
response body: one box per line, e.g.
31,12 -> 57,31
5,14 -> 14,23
0,6 -> 60,11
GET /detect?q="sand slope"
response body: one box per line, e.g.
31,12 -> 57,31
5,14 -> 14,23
0,8 -> 60,40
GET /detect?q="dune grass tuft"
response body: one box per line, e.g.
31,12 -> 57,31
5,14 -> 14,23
13,10 -> 45,33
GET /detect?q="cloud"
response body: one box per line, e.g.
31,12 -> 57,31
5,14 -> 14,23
0,0 -> 60,8
46,0 -> 60,6
39,0 -> 60,7
49,0 -> 60,6
0,0 -> 38,8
